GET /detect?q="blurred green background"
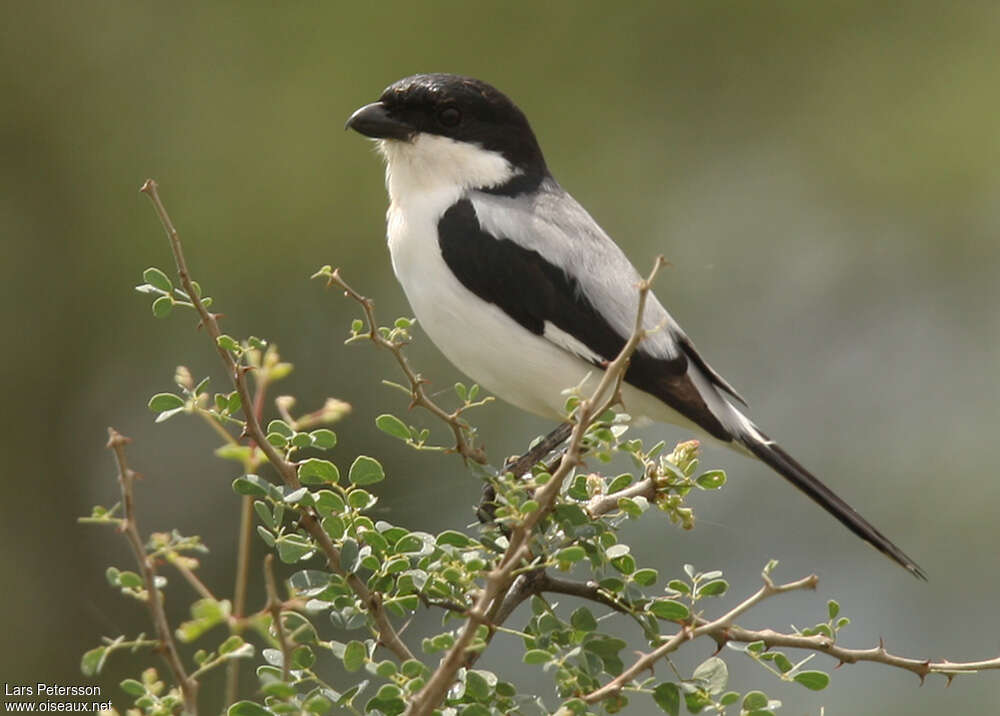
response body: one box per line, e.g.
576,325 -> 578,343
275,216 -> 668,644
2,2 -> 998,714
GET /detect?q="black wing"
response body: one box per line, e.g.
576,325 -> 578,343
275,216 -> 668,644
437,199 -> 731,440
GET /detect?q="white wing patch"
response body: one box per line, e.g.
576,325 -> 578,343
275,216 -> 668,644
543,322 -> 604,364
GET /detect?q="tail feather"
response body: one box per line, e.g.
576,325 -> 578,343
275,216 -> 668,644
740,432 -> 926,580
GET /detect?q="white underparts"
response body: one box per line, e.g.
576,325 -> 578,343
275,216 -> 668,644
377,134 -> 518,205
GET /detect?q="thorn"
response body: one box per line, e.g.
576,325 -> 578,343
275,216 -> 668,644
945,674 -> 954,687
106,427 -> 131,448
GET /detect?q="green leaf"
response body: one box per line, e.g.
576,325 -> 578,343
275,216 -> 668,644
349,455 -> 385,485
228,702 -> 274,716
119,679 -> 145,697
696,579 -> 729,597
570,607 -> 597,632
283,487 -> 312,505
148,393 -> 185,412
256,526 -> 275,547
464,670 -> 490,700
794,671 -> 830,691
694,470 -> 726,489
303,693 -> 332,714
632,568 -> 658,586
267,419 -> 294,437
742,691 -> 768,710
523,649 -> 551,664
310,429 -> 337,449
117,571 -> 143,589
343,640 -> 366,672
828,600 -> 840,620
290,432 -> 312,449
667,579 -> 691,595
652,683 -> 680,716
154,406 -> 184,423
277,535 -> 315,563
219,635 -> 246,655
152,295 -> 173,318
339,538 -> 359,573
347,489 -> 376,510
299,458 -> 340,485
649,599 -> 690,620
321,515 -> 345,540
719,691 -> 739,706
554,545 -> 585,564
291,645 -> 316,669
606,474 -> 633,493
772,652 -> 793,673
143,267 -> 173,292
254,501 -> 275,530
217,334 -> 240,352
314,490 -> 345,516
80,647 -> 108,677
375,414 -> 411,441
233,475 -> 269,498
692,657 -> 728,695
436,530 -> 472,548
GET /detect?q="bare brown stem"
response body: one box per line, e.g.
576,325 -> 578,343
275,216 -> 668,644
106,428 -> 198,715
580,570 -> 818,704
140,179 -> 414,663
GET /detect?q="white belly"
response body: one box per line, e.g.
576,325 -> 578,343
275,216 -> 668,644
385,195 -> 701,428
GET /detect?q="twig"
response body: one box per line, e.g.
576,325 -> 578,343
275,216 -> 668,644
106,428 -> 198,715
140,179 -> 414,663
580,569 -> 818,704
321,268 -> 487,464
264,555 -> 293,681
404,257 -> 666,716
166,554 -> 216,602
490,570 -> 630,632
716,625 -> 1000,683
586,475 -> 661,517
575,564 -> 1000,709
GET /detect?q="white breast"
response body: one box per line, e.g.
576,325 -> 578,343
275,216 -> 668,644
376,135 -> 702,427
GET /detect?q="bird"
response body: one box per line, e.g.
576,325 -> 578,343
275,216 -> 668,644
346,73 -> 925,579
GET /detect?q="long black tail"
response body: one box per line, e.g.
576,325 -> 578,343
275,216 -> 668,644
740,433 -> 926,580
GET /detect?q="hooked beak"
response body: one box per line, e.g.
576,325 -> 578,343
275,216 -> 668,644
345,101 -> 413,140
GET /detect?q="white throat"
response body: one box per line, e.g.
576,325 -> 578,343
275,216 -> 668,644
377,134 -> 518,206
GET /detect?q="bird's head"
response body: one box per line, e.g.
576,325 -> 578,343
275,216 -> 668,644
347,74 -> 548,197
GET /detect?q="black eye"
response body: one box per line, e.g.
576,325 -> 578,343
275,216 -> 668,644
438,106 -> 462,127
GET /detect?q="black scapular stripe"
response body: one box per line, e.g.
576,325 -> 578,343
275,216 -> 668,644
437,199 -> 731,439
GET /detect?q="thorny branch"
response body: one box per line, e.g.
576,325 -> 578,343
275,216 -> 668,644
404,256 -> 667,716
320,268 -> 489,464
106,428 -> 198,716
140,179 -> 414,663
559,566 -> 1000,711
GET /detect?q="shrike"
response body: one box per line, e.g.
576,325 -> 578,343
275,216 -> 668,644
347,73 -> 924,578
